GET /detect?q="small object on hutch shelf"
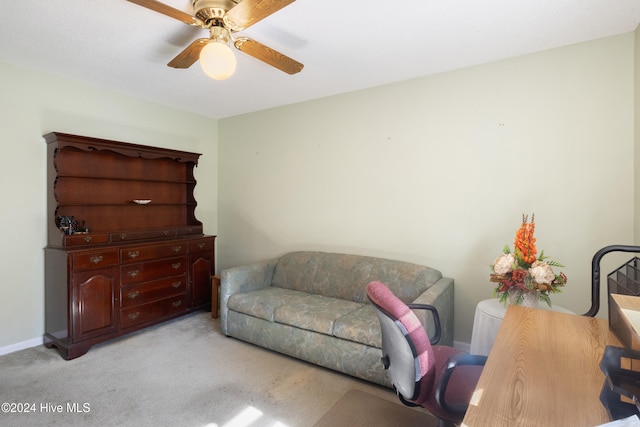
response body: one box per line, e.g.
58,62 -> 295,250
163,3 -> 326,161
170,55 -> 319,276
56,216 -> 90,235
72,219 -> 89,234
57,215 -> 75,235
132,199 -> 152,205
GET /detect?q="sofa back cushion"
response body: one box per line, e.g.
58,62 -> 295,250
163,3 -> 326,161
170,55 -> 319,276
271,251 -> 443,303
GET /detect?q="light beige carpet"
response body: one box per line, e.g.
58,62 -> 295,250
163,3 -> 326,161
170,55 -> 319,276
314,389 -> 438,427
0,311 -> 409,426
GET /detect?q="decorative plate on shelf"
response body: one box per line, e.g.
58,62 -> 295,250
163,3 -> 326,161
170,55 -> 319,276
133,199 -> 152,205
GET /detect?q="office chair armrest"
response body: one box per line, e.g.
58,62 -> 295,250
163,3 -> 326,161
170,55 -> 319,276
435,352 -> 488,415
407,303 -> 441,345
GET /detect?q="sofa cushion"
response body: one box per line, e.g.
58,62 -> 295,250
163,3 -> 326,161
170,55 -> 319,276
332,304 -> 382,348
271,251 -> 443,303
274,294 -> 361,335
227,287 -> 310,322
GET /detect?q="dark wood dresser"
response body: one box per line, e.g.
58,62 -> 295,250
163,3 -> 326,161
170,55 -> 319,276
43,132 -> 215,360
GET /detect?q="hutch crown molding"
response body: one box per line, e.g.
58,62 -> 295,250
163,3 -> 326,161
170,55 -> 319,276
43,132 -> 215,359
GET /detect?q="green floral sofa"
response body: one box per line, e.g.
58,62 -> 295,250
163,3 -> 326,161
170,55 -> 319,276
220,251 -> 454,386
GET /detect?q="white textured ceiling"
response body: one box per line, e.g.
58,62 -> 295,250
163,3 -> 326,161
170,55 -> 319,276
0,0 -> 638,119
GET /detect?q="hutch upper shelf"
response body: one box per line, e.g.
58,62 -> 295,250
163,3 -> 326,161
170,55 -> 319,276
44,132 -> 204,247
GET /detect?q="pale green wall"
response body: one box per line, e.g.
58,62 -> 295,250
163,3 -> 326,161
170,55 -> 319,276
219,33 -> 637,344
636,25 -> 640,244
1,30 -> 637,351
0,62 -> 218,349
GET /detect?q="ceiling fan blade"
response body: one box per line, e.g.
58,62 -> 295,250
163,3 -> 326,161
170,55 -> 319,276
234,37 -> 303,75
127,0 -> 201,26
167,38 -> 209,68
225,0 -> 295,31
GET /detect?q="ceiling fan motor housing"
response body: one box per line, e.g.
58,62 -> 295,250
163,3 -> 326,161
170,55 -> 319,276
193,0 -> 238,26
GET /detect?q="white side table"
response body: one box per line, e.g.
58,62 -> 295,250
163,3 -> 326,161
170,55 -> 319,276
469,299 -> 575,356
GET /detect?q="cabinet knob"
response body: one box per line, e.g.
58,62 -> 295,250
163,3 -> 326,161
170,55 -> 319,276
172,281 -> 181,288
172,246 -> 182,253
83,236 -> 93,243
127,251 -> 140,259
197,243 -> 206,249
163,230 -> 170,236
172,300 -> 182,308
120,233 -> 127,240
128,291 -> 140,299
172,263 -> 181,270
128,312 -> 140,320
89,255 -> 103,264
128,270 -> 140,278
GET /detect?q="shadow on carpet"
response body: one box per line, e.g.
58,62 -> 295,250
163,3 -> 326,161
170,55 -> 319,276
313,389 -> 438,427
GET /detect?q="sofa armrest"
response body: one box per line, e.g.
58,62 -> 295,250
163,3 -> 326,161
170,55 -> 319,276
220,258 -> 278,335
411,277 -> 454,346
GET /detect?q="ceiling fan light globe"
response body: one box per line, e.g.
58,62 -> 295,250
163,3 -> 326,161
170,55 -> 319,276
200,42 -> 236,80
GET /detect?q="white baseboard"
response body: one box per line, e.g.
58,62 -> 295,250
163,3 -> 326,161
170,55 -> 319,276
0,337 -> 43,356
454,340 -> 470,353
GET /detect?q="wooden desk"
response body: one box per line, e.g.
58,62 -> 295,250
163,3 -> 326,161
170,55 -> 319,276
470,299 -> 574,356
462,305 -> 622,427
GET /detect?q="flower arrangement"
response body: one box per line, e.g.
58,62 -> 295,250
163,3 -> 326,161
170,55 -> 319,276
490,214 -> 567,306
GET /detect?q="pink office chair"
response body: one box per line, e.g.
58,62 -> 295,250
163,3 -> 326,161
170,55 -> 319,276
367,281 -> 486,427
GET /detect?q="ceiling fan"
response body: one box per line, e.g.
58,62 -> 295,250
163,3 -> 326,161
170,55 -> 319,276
127,0 -> 304,79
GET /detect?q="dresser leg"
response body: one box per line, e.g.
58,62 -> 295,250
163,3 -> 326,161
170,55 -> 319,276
211,275 -> 221,319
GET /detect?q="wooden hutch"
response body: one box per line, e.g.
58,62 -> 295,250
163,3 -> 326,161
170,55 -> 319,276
43,132 -> 215,359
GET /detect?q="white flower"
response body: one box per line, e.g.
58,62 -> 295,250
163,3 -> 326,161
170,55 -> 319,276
529,261 -> 555,284
493,253 -> 515,275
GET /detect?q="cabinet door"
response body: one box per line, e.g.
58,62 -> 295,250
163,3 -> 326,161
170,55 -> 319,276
71,267 -> 118,342
189,251 -> 213,309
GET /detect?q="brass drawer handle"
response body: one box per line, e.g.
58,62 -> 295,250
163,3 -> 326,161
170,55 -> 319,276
120,233 -> 127,240
172,246 -> 182,253
83,236 -> 93,243
172,281 -> 181,288
172,301 -> 182,308
128,270 -> 140,278
128,312 -> 140,320
89,255 -> 103,264
163,230 -> 170,236
172,262 -> 181,270
127,251 -> 140,259
197,243 -> 206,249
128,291 -> 140,299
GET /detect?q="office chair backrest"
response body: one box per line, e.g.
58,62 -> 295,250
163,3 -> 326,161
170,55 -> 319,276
367,280 -> 436,405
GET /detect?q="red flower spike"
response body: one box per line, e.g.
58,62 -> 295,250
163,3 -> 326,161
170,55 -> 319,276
514,214 -> 537,265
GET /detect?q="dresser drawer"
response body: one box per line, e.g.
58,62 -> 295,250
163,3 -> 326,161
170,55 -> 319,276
120,295 -> 188,329
188,238 -> 214,253
72,250 -> 119,271
63,233 -> 110,247
120,242 -> 187,264
120,277 -> 186,308
120,256 -> 187,285
112,229 -> 176,242
176,225 -> 202,236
